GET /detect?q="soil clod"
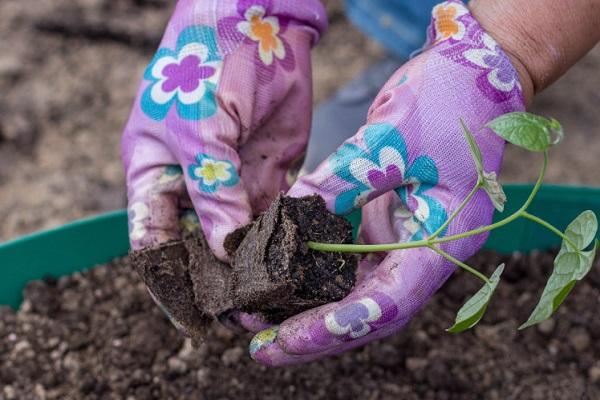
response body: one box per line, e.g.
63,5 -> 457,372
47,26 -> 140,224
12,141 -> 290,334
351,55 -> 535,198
132,195 -> 358,336
231,195 -> 357,321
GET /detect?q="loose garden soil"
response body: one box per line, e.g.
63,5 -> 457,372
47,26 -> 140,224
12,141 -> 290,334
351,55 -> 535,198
2,250 -> 600,399
1,0 -> 600,399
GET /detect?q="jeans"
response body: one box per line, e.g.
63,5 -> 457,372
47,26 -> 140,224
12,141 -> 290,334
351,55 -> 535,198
345,0 -> 442,59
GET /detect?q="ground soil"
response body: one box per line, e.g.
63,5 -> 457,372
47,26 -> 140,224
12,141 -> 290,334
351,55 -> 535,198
2,250 -> 600,399
1,0 -> 600,398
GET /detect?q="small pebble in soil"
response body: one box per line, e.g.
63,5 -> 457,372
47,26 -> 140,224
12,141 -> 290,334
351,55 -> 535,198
537,319 -> 556,335
589,364 -> 600,383
569,328 -> 591,352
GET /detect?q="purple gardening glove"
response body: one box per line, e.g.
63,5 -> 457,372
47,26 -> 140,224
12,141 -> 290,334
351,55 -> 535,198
122,0 -> 326,329
249,0 -> 526,366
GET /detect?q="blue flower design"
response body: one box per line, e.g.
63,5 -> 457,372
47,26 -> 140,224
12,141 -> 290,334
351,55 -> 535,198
141,26 -> 222,121
188,154 -> 239,193
330,123 -> 447,240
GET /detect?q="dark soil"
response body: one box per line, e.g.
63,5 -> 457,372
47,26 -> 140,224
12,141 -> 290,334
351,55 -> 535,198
231,195 -> 357,321
132,195 -> 357,339
2,250 -> 600,399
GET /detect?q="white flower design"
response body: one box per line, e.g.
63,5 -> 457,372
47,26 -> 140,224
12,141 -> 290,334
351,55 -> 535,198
463,33 -> 520,93
129,202 -> 150,241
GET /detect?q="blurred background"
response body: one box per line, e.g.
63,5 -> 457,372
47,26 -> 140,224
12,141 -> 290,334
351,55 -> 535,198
0,0 -> 598,242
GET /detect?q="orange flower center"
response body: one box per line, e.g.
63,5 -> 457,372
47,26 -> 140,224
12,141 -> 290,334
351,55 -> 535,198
435,6 -> 459,39
250,15 -> 278,53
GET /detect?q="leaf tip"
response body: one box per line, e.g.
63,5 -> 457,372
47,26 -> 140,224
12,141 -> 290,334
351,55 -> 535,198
518,321 -> 532,331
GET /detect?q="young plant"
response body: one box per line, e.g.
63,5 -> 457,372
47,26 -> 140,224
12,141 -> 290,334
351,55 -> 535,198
308,112 -> 599,333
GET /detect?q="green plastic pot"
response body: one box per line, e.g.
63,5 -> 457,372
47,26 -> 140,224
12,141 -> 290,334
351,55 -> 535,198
2,185 -> 600,310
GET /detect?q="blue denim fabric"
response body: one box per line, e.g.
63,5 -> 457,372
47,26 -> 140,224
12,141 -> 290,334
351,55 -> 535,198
345,0 -> 442,59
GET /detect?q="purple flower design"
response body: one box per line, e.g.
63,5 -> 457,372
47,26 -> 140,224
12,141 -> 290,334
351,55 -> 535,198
367,164 -> 404,192
161,57 -> 215,93
217,0 -> 295,84
440,20 -> 521,103
318,292 -> 399,342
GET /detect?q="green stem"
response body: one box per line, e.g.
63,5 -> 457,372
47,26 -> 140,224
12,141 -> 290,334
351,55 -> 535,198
432,151 -> 548,245
430,180 -> 482,240
428,245 -> 490,284
522,211 -> 578,250
308,239 -> 428,253
307,151 -> 549,254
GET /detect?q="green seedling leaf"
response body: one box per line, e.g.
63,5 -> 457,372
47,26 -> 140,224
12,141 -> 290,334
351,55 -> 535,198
520,211 -> 598,330
520,243 -> 597,329
561,210 -> 598,253
487,112 -> 563,152
548,118 -> 565,145
448,264 -> 504,333
482,171 -> 506,212
460,119 -> 484,175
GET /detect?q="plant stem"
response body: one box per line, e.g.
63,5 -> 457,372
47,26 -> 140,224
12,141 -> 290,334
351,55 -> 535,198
427,245 -> 490,284
307,151 -> 549,254
522,211 -> 578,250
433,151 -> 548,245
307,239 -> 429,253
430,180 -> 482,240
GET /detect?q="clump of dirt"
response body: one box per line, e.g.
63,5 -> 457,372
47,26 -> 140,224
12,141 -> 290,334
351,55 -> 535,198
130,240 -> 213,346
2,250 -> 600,399
132,195 -> 358,342
231,195 -> 357,321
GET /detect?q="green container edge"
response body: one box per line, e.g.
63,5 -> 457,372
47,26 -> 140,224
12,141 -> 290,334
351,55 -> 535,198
2,184 -> 600,309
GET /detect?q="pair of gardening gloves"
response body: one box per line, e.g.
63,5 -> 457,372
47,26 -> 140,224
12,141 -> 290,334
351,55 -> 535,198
122,0 -> 524,366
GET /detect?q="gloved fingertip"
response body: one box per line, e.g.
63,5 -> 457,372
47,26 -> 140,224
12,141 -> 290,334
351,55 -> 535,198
249,326 -> 281,366
239,312 -> 272,333
249,326 -> 323,367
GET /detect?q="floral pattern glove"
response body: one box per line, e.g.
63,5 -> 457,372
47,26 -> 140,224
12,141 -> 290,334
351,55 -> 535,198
249,1 -> 525,366
122,0 -> 326,259
122,0 -> 326,336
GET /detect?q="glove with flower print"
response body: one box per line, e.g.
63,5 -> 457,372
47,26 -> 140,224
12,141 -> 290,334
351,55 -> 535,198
249,0 -> 526,366
122,0 -> 327,332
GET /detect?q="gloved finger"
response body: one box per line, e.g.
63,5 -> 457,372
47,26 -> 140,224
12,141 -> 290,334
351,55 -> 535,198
175,111 -> 254,262
217,310 -> 272,334
250,316 -> 411,367
236,34 -> 314,213
238,312 -> 273,333
250,246 -> 454,357
124,138 -> 186,250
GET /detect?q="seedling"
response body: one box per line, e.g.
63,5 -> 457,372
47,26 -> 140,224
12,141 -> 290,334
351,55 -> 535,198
308,112 -> 599,333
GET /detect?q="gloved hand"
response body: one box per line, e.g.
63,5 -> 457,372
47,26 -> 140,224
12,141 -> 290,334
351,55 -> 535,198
249,0 -> 525,366
122,0 -> 327,330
